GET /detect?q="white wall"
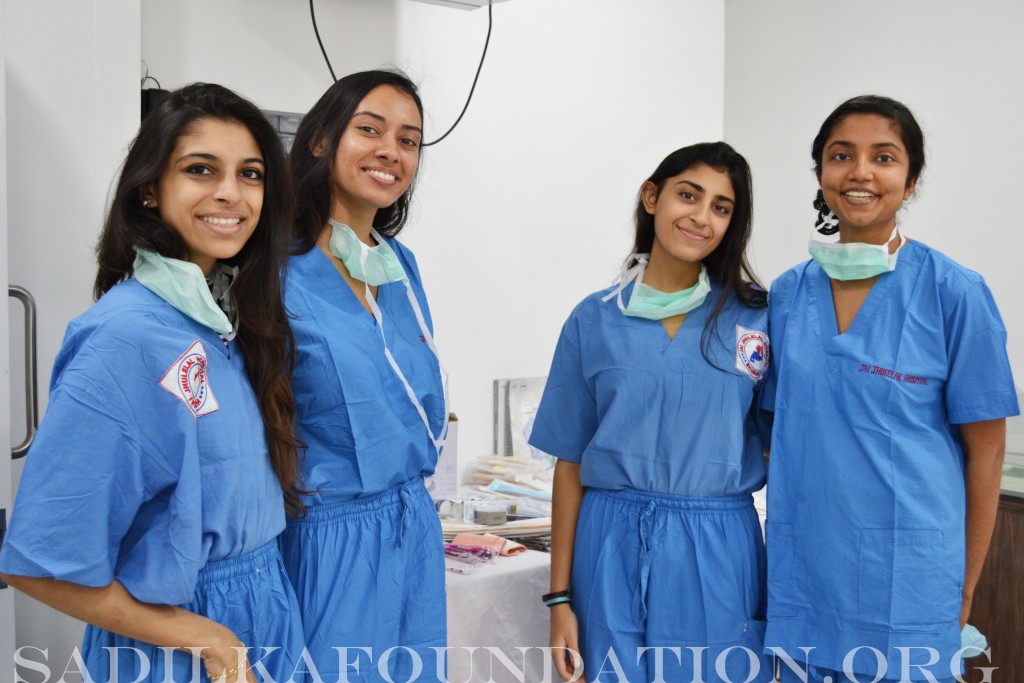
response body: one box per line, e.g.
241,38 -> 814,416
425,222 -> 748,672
141,0 -> 400,113
725,0 -> 1024,384
5,0 -> 141,676
395,0 -> 725,464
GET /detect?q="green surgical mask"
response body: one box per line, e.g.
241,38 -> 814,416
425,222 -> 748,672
808,224 -> 905,281
328,220 -> 407,285
133,249 -> 236,337
602,254 -> 711,320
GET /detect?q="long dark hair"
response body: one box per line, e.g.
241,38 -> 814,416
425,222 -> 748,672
629,142 -> 766,363
810,94 -> 926,232
291,70 -> 424,252
95,82 -> 306,516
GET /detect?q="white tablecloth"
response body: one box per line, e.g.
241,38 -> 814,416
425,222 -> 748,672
445,550 -> 553,683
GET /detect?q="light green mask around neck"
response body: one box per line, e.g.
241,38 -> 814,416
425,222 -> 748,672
328,220 -> 407,285
132,249 -> 236,337
808,224 -> 906,281
602,254 -> 711,320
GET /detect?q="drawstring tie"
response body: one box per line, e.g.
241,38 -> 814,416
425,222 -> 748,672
398,485 -> 416,547
636,500 -> 657,622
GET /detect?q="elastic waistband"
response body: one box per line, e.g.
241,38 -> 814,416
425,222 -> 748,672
197,539 -> 281,585
589,488 -> 753,512
289,476 -> 428,526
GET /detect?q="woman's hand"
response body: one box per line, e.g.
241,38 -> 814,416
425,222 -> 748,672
0,574 -> 257,682
959,593 -> 973,631
550,603 -> 585,683
960,418 -> 1006,630
199,638 -> 256,683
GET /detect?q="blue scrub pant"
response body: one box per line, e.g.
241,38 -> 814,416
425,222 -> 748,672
280,477 -> 446,683
778,664 -> 957,683
82,540 -> 305,682
572,488 -> 771,683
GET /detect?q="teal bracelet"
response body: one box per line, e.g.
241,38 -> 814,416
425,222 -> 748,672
544,595 -> 572,607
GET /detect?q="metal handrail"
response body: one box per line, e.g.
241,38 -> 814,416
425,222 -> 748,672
9,285 -> 38,459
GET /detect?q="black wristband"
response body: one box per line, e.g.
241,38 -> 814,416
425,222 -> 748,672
541,590 -> 570,603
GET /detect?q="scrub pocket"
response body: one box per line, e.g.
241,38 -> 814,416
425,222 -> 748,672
858,528 -> 958,630
765,522 -> 799,618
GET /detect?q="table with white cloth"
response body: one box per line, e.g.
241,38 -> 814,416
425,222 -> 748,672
445,549 -> 553,683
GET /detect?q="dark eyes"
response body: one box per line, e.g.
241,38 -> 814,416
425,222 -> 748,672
183,164 -> 263,181
357,124 -> 420,149
678,190 -> 731,216
830,152 -> 897,163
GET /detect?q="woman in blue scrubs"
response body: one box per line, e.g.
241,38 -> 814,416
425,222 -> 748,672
763,95 -> 1019,683
0,84 -> 305,682
280,70 -> 447,682
530,142 -> 773,683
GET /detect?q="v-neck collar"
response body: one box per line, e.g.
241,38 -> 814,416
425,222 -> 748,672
619,280 -> 711,352
814,260 -> 894,339
298,247 -> 391,321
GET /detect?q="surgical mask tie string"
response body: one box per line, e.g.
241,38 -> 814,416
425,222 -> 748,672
602,254 -> 711,320
815,209 -> 840,235
360,230 -> 450,457
602,255 -> 649,312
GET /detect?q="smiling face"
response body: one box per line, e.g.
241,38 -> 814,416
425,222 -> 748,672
819,113 -> 917,243
146,117 -> 264,275
327,85 -> 423,234
642,163 -> 735,279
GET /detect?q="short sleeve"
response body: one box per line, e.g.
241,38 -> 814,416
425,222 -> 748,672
0,324 -> 204,605
944,279 -> 1020,424
760,271 -> 795,415
0,381 -> 146,588
528,315 -> 598,462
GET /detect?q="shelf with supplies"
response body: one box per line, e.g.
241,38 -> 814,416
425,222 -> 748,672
435,455 -> 554,542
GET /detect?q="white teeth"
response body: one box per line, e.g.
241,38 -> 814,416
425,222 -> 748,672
367,169 -> 396,181
200,216 -> 242,225
845,191 -> 874,198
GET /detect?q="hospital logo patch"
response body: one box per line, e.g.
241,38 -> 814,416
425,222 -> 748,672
735,325 -> 769,382
159,340 -> 219,418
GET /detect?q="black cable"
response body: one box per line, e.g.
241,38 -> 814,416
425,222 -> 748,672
140,62 -> 162,90
309,0 -> 337,82
423,0 -> 493,147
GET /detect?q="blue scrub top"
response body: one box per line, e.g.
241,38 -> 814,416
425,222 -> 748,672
530,280 -> 769,497
285,241 -> 445,504
0,279 -> 286,606
762,240 -> 1019,676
